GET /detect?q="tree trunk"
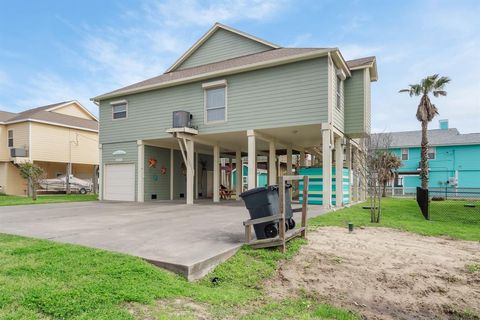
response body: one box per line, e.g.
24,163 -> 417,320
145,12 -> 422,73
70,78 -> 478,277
420,120 -> 429,189
382,181 -> 387,197
32,183 -> 37,201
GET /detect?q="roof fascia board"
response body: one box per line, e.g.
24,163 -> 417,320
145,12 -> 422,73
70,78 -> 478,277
4,119 -> 98,133
46,100 -> 98,121
330,49 -> 351,78
165,22 -> 280,73
93,49 -> 332,102
349,60 -> 378,81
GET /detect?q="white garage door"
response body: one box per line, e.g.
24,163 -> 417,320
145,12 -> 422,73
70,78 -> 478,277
104,163 -> 135,201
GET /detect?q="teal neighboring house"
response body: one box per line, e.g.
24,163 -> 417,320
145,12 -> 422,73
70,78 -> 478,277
91,23 -> 377,207
375,120 -> 480,192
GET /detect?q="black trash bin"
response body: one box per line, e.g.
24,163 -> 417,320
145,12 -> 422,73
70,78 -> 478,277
240,185 -> 280,239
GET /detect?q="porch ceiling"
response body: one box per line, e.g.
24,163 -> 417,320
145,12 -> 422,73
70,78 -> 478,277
145,124 -> 323,155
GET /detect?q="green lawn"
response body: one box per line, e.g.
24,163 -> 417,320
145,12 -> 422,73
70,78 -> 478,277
0,194 -> 97,206
1,197 -> 478,319
310,197 -> 480,241
0,235 -> 357,320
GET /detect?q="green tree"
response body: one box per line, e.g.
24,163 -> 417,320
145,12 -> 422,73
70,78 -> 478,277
379,152 -> 402,197
399,74 -> 450,189
18,162 -> 44,200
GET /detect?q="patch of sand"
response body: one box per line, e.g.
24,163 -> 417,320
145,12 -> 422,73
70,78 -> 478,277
266,227 -> 480,320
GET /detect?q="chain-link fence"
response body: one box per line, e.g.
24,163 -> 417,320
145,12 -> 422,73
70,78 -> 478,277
428,190 -> 480,223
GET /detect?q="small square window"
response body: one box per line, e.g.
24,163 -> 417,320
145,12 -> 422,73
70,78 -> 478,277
7,130 -> 13,147
428,147 -> 436,160
401,148 -> 409,161
112,102 -> 127,119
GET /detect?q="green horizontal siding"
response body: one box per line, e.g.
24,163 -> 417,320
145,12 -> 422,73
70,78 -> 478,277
144,146 -> 170,201
177,28 -> 272,70
99,57 -> 329,144
344,69 -> 366,136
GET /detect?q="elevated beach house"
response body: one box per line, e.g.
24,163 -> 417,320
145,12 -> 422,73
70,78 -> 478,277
92,23 -> 377,207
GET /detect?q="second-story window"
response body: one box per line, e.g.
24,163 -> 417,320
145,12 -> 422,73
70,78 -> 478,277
401,148 -> 409,161
336,76 -> 342,110
428,147 -> 436,160
203,80 -> 227,123
111,101 -> 127,120
7,130 -> 13,147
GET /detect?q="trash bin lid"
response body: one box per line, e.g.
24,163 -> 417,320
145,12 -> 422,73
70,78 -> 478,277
240,187 -> 267,198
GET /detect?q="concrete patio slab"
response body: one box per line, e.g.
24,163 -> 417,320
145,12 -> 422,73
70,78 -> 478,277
0,200 -> 329,280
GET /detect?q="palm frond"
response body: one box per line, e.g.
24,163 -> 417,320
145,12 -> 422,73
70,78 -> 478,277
433,90 -> 447,97
434,76 -> 451,90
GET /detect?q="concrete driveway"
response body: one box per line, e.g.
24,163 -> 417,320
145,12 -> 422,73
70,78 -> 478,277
0,200 -> 328,280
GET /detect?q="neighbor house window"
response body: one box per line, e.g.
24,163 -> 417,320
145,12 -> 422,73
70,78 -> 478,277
7,130 -> 13,147
203,80 -> 227,123
336,76 -> 342,110
401,148 -> 409,161
428,147 -> 436,160
111,101 -> 127,119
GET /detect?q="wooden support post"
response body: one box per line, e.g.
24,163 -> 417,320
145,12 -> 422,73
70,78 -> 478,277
269,141 -> 276,185
335,136 -> 343,207
301,176 -> 309,238
245,225 -> 252,244
279,177 -> 286,253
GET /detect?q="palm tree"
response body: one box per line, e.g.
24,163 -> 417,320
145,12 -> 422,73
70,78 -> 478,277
399,74 -> 450,189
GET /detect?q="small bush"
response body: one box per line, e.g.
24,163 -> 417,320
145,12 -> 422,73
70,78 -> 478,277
431,196 -> 445,201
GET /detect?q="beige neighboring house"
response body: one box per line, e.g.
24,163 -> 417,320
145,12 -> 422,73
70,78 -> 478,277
0,100 -> 99,195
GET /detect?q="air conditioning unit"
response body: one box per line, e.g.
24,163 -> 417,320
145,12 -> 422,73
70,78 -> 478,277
447,177 -> 458,186
172,111 -> 193,128
10,148 -> 27,157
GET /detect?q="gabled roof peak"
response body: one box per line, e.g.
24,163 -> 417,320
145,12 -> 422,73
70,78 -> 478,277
165,22 -> 280,73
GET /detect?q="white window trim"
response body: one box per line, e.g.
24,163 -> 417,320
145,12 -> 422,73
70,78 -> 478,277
428,147 -> 436,160
7,130 -> 13,148
111,100 -> 128,120
203,80 -> 228,124
401,148 -> 409,161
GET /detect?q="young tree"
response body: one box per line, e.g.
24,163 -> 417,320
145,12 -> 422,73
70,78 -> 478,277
399,74 -> 450,189
18,162 -> 44,201
357,134 -> 399,223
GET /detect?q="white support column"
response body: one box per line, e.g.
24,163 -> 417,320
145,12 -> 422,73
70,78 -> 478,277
235,150 -> 242,199
345,139 -> 352,204
137,140 -> 144,203
334,136 -> 343,207
286,147 -> 292,175
98,144 -> 103,200
300,151 -> 306,167
185,139 -> 194,205
269,141 -> 277,185
213,144 -> 220,202
322,124 -> 332,209
247,131 -> 256,190
170,148 -> 174,200
195,152 -> 199,200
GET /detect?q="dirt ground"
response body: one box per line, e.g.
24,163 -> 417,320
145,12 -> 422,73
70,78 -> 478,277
266,227 -> 480,320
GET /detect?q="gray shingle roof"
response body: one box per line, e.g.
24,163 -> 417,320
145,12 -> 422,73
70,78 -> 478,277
346,56 -> 376,69
95,48 -> 329,99
373,129 -> 480,147
0,102 -> 98,131
0,111 -> 17,122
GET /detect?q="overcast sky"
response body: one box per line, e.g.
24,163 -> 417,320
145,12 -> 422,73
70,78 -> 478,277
0,0 -> 479,133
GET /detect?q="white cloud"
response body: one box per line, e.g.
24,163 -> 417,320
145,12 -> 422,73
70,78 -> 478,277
145,0 -> 288,27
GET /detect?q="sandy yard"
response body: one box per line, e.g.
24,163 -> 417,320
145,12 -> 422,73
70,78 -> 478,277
266,227 -> 480,320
